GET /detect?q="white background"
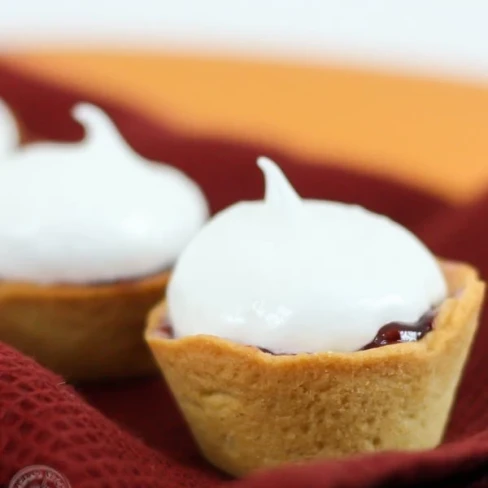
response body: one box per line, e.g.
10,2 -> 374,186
1,0 -> 488,82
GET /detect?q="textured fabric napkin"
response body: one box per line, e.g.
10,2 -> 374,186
0,63 -> 487,488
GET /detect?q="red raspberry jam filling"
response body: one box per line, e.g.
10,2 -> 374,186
158,309 -> 437,353
360,309 -> 435,350
158,309 -> 437,354
257,309 -> 435,354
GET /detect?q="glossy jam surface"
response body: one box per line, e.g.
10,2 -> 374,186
360,309 -> 435,350
157,308 -> 437,353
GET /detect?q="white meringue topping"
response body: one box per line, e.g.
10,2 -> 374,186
167,157 -> 447,353
0,103 -> 209,284
0,98 -> 19,159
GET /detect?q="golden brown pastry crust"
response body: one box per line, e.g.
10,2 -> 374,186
145,260 -> 485,477
0,271 -> 169,380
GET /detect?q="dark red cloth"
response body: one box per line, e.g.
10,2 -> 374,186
0,63 -> 487,488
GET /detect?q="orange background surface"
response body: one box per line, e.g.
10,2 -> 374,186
4,51 -> 488,203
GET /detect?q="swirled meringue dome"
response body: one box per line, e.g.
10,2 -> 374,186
167,157 -> 447,353
0,99 -> 19,158
0,103 -> 209,284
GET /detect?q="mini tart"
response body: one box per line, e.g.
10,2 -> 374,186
0,270 -> 170,380
145,260 -> 485,477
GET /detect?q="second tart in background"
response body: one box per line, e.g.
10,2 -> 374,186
0,101 -> 209,380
